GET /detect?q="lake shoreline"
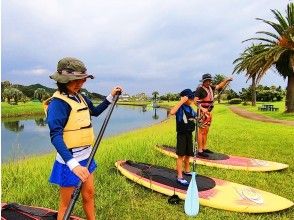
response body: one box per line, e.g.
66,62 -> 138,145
2,105 -> 170,163
1,101 -> 167,119
2,116 -> 171,164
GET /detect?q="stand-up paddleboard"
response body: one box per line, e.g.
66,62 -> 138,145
115,160 -> 293,213
156,145 -> 288,172
1,203 -> 84,220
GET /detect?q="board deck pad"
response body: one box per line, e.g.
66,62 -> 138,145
116,160 -> 293,213
125,160 -> 216,191
1,203 -> 83,220
157,145 -> 289,172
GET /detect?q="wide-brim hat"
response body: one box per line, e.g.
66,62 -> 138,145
50,57 -> 94,83
200,73 -> 212,82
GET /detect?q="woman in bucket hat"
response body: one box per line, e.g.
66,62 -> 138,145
44,57 -> 122,220
194,73 -> 232,158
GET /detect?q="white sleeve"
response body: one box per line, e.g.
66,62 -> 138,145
106,94 -> 114,103
66,158 -> 80,171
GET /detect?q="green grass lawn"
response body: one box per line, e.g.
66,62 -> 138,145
1,101 -> 45,118
236,101 -> 294,121
2,104 -> 294,219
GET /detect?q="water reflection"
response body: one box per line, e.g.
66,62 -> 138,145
1,105 -> 168,162
35,118 -> 47,127
3,121 -> 24,132
152,108 -> 159,120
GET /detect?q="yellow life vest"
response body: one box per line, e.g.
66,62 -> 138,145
43,91 -> 95,149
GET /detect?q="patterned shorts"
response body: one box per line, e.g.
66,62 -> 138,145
199,112 -> 212,128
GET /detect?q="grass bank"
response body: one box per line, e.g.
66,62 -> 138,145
117,101 -> 149,106
1,101 -> 45,118
2,104 -> 293,219
1,101 -> 149,118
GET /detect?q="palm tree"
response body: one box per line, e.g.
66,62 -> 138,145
152,91 -> 159,102
242,3 -> 294,112
233,44 -> 267,106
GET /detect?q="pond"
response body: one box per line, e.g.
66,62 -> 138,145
1,105 -> 168,163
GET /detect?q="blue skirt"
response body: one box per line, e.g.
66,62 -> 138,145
49,158 -> 97,187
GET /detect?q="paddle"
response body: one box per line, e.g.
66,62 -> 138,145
214,77 -> 232,100
206,76 -> 232,111
63,91 -> 121,220
184,103 -> 200,216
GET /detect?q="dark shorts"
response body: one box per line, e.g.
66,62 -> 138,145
176,132 -> 194,156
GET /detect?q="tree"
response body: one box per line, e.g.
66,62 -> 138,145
239,85 -> 285,102
233,44 -> 267,106
2,88 -> 23,104
2,88 -> 13,104
226,89 -> 239,100
1,81 -> 11,89
34,88 -> 47,101
152,91 -> 159,102
1,81 -> 12,102
212,74 -> 226,103
11,88 -> 24,104
166,93 -> 172,102
132,92 -> 148,101
242,3 -> 294,112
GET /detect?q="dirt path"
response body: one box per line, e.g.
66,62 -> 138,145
229,106 -> 294,126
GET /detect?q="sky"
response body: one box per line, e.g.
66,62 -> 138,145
2,0 -> 292,96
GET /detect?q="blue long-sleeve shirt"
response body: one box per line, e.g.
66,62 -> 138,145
47,94 -> 111,163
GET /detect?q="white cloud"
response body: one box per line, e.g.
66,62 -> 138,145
11,68 -> 51,76
2,0 -> 290,94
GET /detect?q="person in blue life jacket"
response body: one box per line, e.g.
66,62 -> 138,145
169,89 -> 196,186
194,73 -> 232,158
44,57 -> 122,220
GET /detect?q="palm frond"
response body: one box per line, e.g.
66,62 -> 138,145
234,3 -> 294,81
243,37 -> 276,44
271,9 -> 289,29
256,18 -> 284,35
286,3 -> 294,25
255,31 -> 280,40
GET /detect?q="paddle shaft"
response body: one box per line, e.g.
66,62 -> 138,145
63,92 -> 120,220
193,103 -> 200,172
207,80 -> 231,110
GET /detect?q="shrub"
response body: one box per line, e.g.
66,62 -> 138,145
228,98 -> 242,104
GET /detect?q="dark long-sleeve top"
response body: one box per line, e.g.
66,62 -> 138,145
47,94 -> 111,164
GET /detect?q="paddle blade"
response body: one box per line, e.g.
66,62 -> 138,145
184,172 -> 200,216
